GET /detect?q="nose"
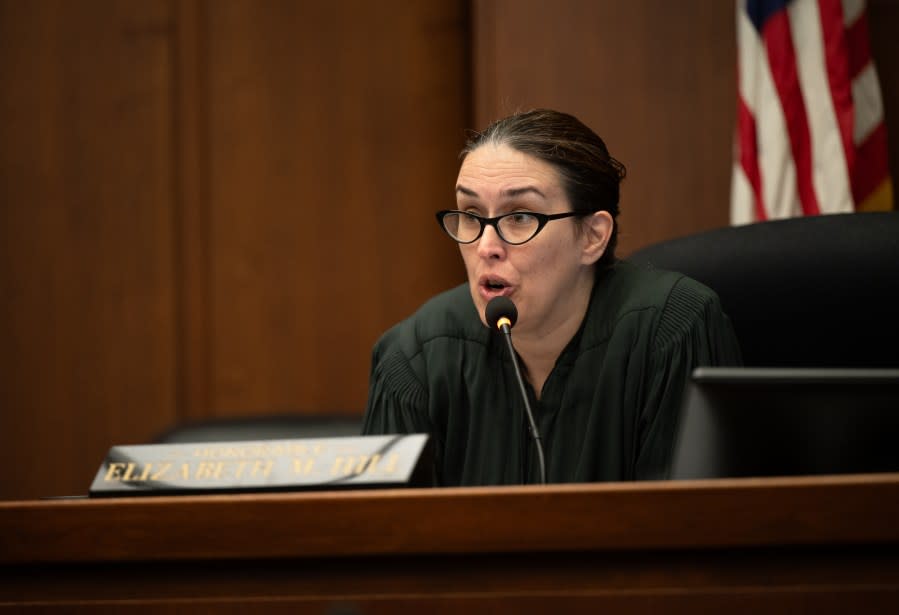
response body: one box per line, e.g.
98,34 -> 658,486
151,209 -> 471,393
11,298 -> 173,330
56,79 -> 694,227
476,223 -> 506,260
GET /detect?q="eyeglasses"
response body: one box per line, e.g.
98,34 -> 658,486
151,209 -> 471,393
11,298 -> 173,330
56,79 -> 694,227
435,210 -> 585,245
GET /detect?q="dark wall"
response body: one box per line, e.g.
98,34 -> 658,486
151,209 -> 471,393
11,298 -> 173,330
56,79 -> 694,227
2,0 -> 896,500
472,0 -> 898,255
0,0 -> 468,499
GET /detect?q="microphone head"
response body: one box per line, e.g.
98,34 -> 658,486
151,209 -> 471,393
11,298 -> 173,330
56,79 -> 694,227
485,296 -> 518,330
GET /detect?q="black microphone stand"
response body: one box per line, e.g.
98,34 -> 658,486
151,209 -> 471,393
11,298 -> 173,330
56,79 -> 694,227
498,323 -> 547,485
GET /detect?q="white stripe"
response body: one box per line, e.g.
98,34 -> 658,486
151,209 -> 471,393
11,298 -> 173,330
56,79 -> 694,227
853,62 -> 885,143
737,5 -> 801,220
842,0 -> 865,27
731,162 -> 757,225
787,0 -> 852,213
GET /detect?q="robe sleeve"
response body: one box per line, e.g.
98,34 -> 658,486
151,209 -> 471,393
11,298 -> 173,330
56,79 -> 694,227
361,345 -> 432,436
633,277 -> 743,479
362,341 -> 449,484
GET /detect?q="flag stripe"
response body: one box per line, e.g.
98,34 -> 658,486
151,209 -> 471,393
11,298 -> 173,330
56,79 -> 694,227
852,63 -> 885,144
818,0 -> 858,205
731,0 -> 893,224
853,121 -> 890,203
845,8 -> 871,79
791,0 -> 853,212
841,0 -> 864,25
737,94 -> 768,220
763,10 -> 821,215
738,4 -> 802,220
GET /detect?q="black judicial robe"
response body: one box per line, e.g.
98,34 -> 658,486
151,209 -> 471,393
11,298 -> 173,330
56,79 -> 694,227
362,261 -> 742,485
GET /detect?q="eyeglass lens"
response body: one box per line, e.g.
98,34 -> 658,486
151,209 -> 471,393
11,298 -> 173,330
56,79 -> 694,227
443,212 -> 540,244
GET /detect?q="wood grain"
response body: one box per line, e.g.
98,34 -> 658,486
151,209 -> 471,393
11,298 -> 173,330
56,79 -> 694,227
0,0 -> 179,500
201,0 -> 467,417
472,0 -> 898,254
3,474 -> 899,563
2,477 -> 899,612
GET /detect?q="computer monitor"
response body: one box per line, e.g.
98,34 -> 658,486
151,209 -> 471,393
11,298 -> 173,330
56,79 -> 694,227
669,367 -> 899,480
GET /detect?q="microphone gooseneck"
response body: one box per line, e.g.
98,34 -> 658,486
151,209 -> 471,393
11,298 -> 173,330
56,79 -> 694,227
485,296 -> 547,485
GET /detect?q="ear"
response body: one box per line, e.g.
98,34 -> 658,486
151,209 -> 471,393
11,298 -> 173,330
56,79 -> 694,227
580,211 -> 614,266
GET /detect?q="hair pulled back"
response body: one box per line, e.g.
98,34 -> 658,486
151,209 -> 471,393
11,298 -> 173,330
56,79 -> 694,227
461,109 -> 626,267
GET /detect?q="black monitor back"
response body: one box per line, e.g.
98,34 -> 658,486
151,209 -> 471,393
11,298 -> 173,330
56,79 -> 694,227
670,367 -> 899,479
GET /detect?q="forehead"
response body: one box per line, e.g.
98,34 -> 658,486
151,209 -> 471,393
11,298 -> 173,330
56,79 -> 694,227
456,143 -> 563,197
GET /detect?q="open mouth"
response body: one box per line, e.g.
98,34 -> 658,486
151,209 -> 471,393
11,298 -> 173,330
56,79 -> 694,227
479,276 -> 512,297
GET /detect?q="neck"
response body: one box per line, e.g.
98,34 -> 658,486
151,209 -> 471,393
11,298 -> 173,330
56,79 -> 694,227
512,275 -> 595,398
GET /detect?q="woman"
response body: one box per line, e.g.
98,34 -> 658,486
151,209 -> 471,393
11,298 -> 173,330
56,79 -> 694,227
362,109 -> 741,485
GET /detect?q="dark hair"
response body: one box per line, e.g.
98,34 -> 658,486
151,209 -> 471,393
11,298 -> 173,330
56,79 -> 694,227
461,109 -> 626,267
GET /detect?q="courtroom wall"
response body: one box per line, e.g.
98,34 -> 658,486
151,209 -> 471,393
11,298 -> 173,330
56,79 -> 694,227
0,0 -> 468,500
472,0 -> 899,255
2,0 -> 897,500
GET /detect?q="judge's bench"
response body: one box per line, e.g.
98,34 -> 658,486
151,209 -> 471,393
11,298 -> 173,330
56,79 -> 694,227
2,473 -> 899,613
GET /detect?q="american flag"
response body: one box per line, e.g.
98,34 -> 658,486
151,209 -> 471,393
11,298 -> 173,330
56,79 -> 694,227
731,0 -> 893,224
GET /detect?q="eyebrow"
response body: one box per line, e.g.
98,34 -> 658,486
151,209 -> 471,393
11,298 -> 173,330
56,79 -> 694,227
455,185 -> 547,199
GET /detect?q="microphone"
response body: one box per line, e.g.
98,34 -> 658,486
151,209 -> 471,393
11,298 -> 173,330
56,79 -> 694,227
486,295 -> 517,331
485,296 -> 547,484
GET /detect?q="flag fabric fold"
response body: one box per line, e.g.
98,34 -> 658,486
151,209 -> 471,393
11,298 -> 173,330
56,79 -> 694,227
731,0 -> 893,224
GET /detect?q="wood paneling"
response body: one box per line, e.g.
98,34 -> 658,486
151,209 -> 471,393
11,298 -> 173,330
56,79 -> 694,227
473,0 -> 736,255
0,0 -> 178,499
201,1 -> 467,418
473,0 -> 899,253
0,0 -> 468,500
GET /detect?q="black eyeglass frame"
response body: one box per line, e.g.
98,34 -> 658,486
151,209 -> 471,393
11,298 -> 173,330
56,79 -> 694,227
435,210 -> 586,245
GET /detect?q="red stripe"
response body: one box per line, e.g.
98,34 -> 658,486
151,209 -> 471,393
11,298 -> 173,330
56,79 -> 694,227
846,9 -> 871,80
818,0 -> 856,195
737,94 -> 767,221
852,122 -> 890,204
763,10 -> 821,215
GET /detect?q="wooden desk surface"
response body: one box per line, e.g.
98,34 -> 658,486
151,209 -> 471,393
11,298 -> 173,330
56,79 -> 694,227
2,475 -> 899,612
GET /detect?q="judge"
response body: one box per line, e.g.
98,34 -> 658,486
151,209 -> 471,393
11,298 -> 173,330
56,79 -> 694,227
362,109 -> 741,485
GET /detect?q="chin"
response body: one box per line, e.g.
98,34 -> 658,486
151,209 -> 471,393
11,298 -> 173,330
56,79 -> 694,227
468,286 -> 486,320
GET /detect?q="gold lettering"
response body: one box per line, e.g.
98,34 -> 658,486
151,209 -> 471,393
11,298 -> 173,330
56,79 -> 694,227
365,454 -> 382,474
137,463 -> 153,481
292,458 -> 315,475
151,462 -> 171,480
251,459 -> 273,478
190,442 -> 325,459
330,456 -> 377,476
288,444 -> 305,456
104,463 -> 126,482
121,463 -> 137,481
180,463 -> 190,480
195,461 -> 223,480
384,454 -> 399,475
219,461 -> 243,480
331,456 -> 354,476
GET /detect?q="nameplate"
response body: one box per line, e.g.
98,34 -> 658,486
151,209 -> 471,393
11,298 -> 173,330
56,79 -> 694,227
89,434 -> 433,497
